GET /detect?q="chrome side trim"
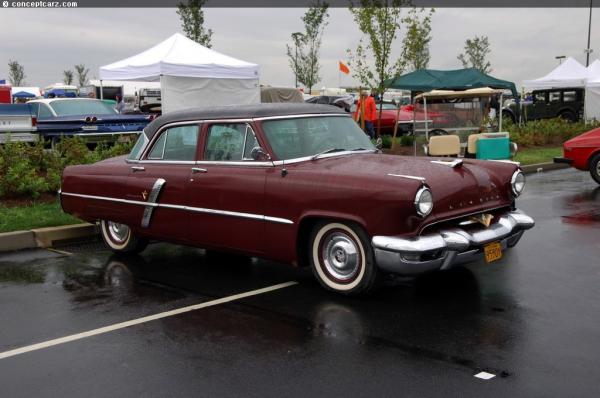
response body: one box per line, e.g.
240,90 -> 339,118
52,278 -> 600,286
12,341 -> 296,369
141,178 -> 166,228
194,160 -> 274,167
387,173 -> 426,182
73,131 -> 142,137
60,191 -> 294,225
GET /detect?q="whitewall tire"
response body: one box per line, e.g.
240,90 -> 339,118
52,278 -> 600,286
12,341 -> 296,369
309,221 -> 380,296
100,220 -> 148,254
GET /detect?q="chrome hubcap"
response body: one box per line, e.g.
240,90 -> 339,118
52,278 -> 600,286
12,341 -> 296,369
322,232 -> 360,281
596,161 -> 600,176
107,221 -> 129,243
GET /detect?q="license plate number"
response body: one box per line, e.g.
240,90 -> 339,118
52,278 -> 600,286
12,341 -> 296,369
484,242 -> 502,263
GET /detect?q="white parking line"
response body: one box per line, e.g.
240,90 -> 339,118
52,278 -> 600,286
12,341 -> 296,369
0,281 -> 298,361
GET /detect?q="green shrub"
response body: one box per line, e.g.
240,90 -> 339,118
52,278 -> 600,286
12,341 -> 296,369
506,118 -> 600,147
0,136 -> 135,200
400,134 -> 414,147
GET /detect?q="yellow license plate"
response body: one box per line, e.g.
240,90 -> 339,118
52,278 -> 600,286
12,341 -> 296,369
484,242 -> 503,263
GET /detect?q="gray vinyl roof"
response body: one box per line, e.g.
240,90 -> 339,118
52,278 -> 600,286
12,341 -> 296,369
144,103 -> 347,139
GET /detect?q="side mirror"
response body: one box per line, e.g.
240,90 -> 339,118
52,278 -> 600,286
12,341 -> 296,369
251,146 -> 271,161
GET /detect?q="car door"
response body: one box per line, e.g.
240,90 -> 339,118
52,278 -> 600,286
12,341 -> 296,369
186,122 -> 270,255
529,91 -> 548,120
125,123 -> 200,243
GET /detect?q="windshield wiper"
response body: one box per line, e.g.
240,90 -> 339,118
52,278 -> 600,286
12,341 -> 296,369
311,148 -> 346,160
349,147 -> 377,152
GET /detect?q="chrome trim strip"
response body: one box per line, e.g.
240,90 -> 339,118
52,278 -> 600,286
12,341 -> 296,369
194,161 -> 274,167
430,159 -> 463,168
137,160 -> 196,165
488,159 -> 521,166
73,131 -> 142,137
387,173 -> 426,182
253,113 -> 350,121
141,178 -> 166,228
60,191 -> 294,225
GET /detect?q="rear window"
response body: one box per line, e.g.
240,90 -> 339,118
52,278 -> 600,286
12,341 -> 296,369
49,99 -> 118,116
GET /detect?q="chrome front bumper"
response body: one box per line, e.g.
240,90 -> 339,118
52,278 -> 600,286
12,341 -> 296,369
371,210 -> 535,275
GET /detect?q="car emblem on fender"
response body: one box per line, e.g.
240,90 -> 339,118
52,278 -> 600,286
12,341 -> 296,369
142,190 -> 148,200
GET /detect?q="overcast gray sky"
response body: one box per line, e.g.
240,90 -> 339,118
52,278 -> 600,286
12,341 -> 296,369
0,7 -> 597,90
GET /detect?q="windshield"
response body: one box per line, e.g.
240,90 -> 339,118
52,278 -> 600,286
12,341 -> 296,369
261,116 -> 375,160
49,100 -> 118,116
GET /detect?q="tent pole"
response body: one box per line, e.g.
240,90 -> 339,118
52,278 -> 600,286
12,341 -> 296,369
424,96 -> 429,142
100,80 -> 104,100
499,93 -> 503,132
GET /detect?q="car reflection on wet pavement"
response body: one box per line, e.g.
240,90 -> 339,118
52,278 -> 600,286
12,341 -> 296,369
0,168 -> 598,397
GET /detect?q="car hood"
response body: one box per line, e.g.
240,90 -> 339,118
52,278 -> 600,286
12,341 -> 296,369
565,127 -> 600,147
300,153 -> 517,221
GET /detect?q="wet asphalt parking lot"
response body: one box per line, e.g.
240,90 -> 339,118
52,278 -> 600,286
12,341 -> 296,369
0,168 -> 599,397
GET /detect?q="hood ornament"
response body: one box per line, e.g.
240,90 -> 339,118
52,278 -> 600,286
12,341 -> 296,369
470,213 -> 493,228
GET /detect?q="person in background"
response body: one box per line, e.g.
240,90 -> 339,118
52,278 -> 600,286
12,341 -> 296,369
115,95 -> 125,114
353,90 -> 377,139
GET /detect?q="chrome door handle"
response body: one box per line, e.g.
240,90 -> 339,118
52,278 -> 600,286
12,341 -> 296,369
131,166 -> 145,172
191,167 -> 207,174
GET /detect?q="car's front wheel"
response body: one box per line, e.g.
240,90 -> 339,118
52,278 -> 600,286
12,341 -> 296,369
589,153 -> 600,185
309,221 -> 380,296
100,220 -> 148,253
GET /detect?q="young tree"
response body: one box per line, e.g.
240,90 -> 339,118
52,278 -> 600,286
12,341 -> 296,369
286,1 -> 329,94
400,8 -> 434,72
347,0 -> 406,135
177,0 -> 213,48
457,35 -> 492,73
63,70 -> 74,85
74,64 -> 89,87
7,60 -> 26,86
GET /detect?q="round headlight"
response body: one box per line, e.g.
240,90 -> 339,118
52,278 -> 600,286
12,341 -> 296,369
511,171 -> 526,197
415,187 -> 433,217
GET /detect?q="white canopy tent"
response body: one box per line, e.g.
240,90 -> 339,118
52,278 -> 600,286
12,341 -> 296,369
585,60 -> 600,120
99,33 -> 259,113
523,57 -> 588,90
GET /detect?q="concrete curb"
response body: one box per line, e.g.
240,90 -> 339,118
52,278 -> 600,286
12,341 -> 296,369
0,223 -> 99,253
521,162 -> 569,174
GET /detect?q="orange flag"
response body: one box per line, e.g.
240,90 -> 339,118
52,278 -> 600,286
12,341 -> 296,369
339,61 -> 350,75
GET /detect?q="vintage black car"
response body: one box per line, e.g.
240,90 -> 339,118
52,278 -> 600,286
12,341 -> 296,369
503,88 -> 584,123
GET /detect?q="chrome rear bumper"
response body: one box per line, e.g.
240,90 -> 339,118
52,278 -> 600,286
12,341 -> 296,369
371,210 -> 535,275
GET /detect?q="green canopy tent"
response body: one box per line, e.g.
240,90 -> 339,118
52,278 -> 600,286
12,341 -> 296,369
385,67 -> 518,99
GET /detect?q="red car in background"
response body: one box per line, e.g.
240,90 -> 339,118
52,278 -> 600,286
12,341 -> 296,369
555,127 -> 600,184
353,102 -> 455,134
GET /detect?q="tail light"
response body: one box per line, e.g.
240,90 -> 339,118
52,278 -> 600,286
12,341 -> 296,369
85,116 -> 91,123
31,116 -> 37,127
91,116 -> 97,122
146,114 -> 156,121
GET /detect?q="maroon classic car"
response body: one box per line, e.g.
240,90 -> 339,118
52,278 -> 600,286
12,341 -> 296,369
60,103 -> 534,295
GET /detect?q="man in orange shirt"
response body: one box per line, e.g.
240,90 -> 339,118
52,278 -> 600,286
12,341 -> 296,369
353,91 -> 377,139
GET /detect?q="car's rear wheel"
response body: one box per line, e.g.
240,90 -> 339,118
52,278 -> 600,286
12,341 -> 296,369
100,220 -> 148,253
589,153 -> 600,185
309,221 -> 380,296
559,110 -> 576,122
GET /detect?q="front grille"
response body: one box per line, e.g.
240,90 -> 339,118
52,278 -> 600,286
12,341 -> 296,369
420,207 -> 511,235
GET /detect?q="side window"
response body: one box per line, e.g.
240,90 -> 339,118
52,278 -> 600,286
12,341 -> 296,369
563,91 -> 577,102
147,125 -> 199,161
549,91 -> 561,103
38,104 -> 53,118
205,123 -> 259,161
533,92 -> 547,103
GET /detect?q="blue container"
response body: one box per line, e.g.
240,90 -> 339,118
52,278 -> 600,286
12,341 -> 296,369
476,137 -> 510,160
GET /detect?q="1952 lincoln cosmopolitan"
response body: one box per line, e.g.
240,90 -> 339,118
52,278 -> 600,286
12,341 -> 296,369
60,103 -> 534,295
